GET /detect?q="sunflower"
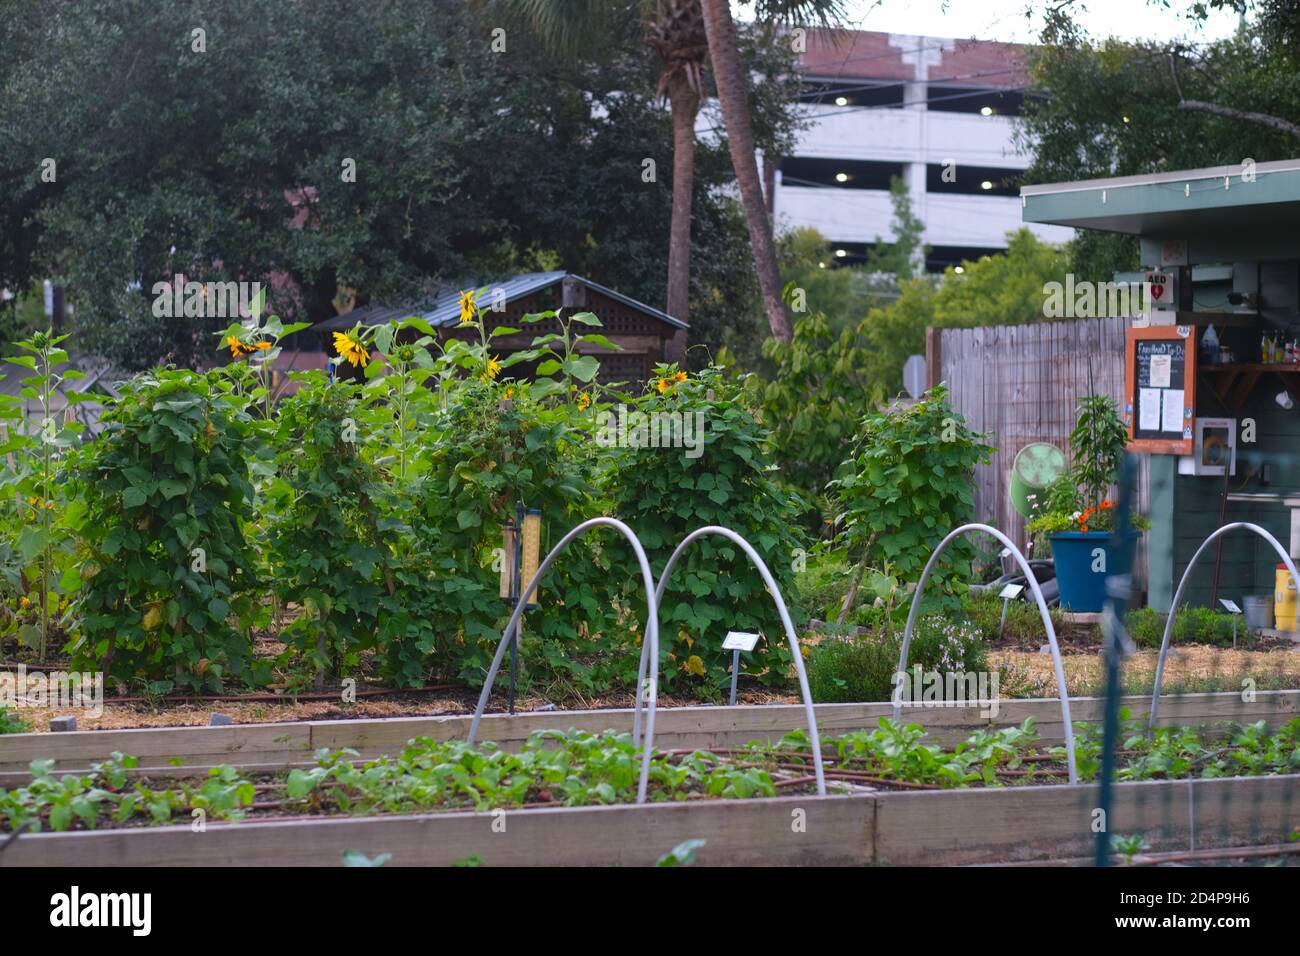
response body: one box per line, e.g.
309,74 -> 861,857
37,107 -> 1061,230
333,331 -> 369,368
227,335 -> 271,358
458,290 -> 476,326
576,392 -> 591,411
656,377 -> 670,394
479,355 -> 501,382
673,370 -> 687,383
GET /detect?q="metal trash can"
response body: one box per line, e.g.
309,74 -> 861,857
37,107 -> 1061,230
1243,594 -> 1273,630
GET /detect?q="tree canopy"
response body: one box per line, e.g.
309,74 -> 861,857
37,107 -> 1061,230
0,0 -> 801,369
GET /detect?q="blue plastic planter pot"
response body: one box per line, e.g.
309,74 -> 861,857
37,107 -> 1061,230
1047,531 -> 1139,612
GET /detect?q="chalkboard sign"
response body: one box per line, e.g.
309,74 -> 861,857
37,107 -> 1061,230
1124,325 -> 1195,454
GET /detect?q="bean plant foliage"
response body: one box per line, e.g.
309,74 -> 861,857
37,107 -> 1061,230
832,385 -> 994,619
0,305 -> 989,704
68,369 -> 263,692
607,364 -> 805,692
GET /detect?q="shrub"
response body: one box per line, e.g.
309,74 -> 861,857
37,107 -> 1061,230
1124,606 -> 1240,649
68,370 -> 262,692
263,375 -> 391,687
0,330 -> 83,659
807,615 -> 988,703
0,706 -> 30,734
960,588 -> 1065,646
831,385 -> 993,621
606,364 -> 805,691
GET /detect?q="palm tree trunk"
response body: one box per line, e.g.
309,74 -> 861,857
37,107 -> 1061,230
699,0 -> 792,341
666,72 -> 698,324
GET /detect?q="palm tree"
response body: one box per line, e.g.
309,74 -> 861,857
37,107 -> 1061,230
699,0 -> 844,341
492,0 -> 708,325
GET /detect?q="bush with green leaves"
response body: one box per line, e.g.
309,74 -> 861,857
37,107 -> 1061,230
67,369 -> 262,692
396,373 -> 626,691
263,374 -> 391,687
1124,606 -> 1242,650
0,330 -> 86,659
830,385 -> 993,622
751,310 -> 880,503
605,365 -> 805,692
806,614 -> 989,704
0,706 -> 30,734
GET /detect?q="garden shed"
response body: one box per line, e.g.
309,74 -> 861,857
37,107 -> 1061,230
316,272 -> 688,385
1022,159 -> 1300,615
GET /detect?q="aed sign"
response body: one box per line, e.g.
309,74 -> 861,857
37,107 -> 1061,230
1144,271 -> 1174,310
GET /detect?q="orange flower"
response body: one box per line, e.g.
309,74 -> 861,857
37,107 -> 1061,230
227,335 -> 272,358
656,378 -> 670,394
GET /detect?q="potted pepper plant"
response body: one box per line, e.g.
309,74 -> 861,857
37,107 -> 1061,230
1026,393 -> 1147,612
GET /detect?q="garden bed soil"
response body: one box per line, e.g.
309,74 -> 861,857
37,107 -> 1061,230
994,645 -> 1300,697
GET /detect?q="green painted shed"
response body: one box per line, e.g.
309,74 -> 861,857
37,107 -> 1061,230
1023,159 -> 1300,614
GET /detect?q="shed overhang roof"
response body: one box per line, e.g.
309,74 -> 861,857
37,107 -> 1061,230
1020,159 -> 1300,242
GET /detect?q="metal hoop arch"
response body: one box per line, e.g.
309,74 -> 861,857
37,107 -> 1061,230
632,525 -> 826,796
466,517 -> 661,804
1149,522 -> 1300,729
893,523 -> 1078,784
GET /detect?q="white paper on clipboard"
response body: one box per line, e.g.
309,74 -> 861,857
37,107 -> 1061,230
1149,354 -> 1172,388
1161,388 -> 1184,433
1138,388 -> 1161,432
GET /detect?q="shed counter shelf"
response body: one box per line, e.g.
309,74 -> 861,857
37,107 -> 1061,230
1199,363 -> 1300,410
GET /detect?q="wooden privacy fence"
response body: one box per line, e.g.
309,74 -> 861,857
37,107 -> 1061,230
925,317 -> 1149,571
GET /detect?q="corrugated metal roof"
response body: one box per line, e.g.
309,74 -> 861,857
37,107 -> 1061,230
0,354 -> 125,435
314,272 -> 686,333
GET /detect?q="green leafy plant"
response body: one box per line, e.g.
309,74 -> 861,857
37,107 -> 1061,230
830,385 -> 993,624
1111,833 -> 1150,864
264,374 -> 390,688
0,329 -> 86,659
67,369 -> 262,692
213,289 -> 310,421
605,364 -> 806,691
1026,392 -> 1144,540
655,838 -> 707,867
0,752 -> 253,833
806,616 -> 989,705
0,706 -> 30,734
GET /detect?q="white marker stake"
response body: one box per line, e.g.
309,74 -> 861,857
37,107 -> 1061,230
998,583 -> 1025,639
722,631 -> 761,706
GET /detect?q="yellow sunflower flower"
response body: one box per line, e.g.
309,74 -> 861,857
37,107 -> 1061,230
458,290 -> 476,326
656,378 -> 670,394
333,331 -> 369,368
673,370 -> 687,383
230,335 -> 272,358
576,392 -> 591,411
479,356 -> 501,382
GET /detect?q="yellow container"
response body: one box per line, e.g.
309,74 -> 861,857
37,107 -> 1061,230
1275,564 -> 1298,632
